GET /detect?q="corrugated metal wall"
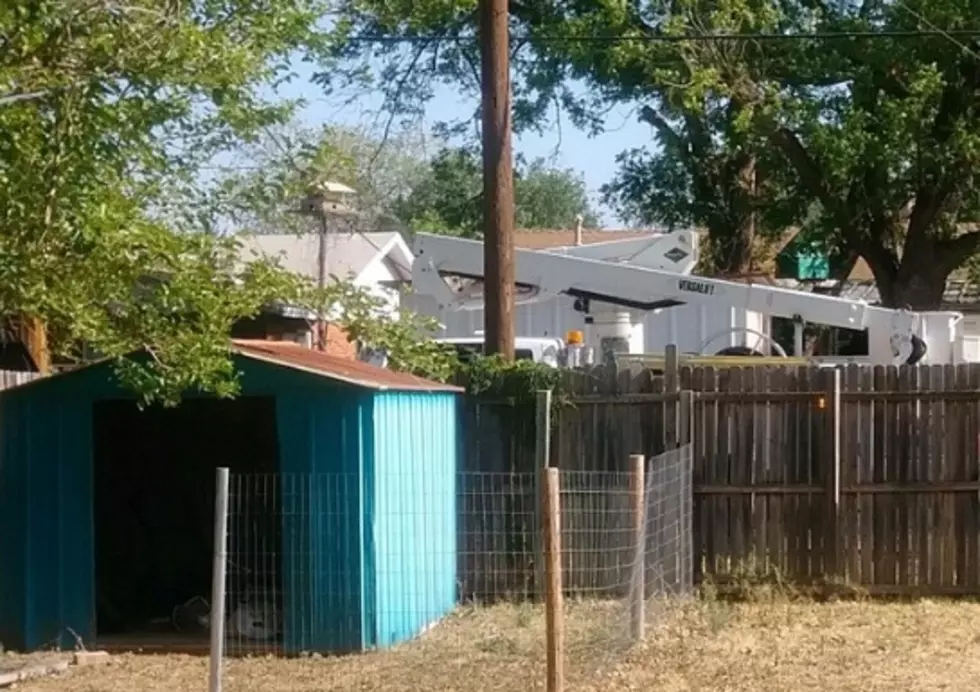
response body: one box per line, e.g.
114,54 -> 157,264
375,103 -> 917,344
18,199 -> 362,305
368,392 -> 458,648
0,358 -> 459,654
273,386 -> 370,653
0,382 -> 98,650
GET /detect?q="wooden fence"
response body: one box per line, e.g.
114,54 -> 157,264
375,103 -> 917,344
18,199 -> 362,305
457,359 -> 980,599
0,370 -> 38,390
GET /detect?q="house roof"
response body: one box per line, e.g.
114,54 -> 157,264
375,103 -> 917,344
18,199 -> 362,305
231,340 -> 462,392
514,229 -> 661,249
774,276 -> 980,310
237,231 -> 413,282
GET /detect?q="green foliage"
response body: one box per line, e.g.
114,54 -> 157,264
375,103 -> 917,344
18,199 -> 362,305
462,354 -> 561,403
394,147 -> 601,237
648,0 -> 980,304
316,280 -> 461,382
0,0 -> 337,404
217,124 -> 598,238
323,0 -> 980,305
457,355 -> 567,453
216,122 -> 429,234
321,0 -> 795,270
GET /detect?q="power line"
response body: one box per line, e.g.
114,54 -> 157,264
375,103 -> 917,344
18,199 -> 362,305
345,29 -> 980,44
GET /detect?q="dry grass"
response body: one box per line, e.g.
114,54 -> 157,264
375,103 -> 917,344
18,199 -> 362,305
19,596 -> 980,691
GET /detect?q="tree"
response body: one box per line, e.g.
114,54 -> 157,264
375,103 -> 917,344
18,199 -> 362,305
643,0 -> 980,307
323,0 -> 980,302
393,147 -> 600,237
0,0 -> 337,403
320,0 -> 799,272
599,105 -> 804,274
216,122 -> 431,234
213,122 -> 461,381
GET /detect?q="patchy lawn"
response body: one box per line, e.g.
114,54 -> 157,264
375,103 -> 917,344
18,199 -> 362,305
19,598 -> 980,691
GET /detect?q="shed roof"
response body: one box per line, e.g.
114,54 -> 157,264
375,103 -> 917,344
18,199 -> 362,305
230,340 -> 462,392
0,340 -> 462,398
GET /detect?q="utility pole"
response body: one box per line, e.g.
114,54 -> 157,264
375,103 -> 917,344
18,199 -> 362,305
479,0 -> 515,360
316,211 -> 329,352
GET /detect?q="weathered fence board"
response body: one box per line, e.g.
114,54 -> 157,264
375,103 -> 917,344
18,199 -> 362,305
457,360 -> 980,599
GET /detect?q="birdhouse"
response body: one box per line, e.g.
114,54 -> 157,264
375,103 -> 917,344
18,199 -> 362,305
298,181 -> 360,219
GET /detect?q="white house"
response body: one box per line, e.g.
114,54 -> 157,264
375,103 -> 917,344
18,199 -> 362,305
234,231 -> 413,355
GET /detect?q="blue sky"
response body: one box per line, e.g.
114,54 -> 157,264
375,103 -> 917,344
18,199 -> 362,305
265,61 -> 651,227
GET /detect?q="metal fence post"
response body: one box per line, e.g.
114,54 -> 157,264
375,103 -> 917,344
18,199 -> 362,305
209,467 -> 231,692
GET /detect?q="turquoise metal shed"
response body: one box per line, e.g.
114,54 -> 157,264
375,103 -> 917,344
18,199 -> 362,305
0,340 -> 462,653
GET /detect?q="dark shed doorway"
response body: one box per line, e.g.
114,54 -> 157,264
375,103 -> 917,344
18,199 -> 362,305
92,396 -> 280,640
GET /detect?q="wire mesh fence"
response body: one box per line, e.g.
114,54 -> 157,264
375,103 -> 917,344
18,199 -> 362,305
560,445 -> 695,684
212,452 -> 693,689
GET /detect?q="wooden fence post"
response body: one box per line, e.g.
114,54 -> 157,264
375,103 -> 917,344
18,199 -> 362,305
823,367 -> 842,579
543,467 -> 564,692
678,389 -> 694,447
629,454 -> 646,642
534,389 -> 552,598
664,343 -> 679,392
665,345 -> 680,450
678,389 -> 696,587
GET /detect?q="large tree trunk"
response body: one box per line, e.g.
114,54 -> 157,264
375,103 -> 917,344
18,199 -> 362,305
873,266 -> 949,309
861,232 -> 978,309
708,214 -> 755,275
706,154 -> 757,275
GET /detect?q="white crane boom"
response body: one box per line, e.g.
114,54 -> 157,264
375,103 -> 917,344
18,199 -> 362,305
411,232 -> 965,366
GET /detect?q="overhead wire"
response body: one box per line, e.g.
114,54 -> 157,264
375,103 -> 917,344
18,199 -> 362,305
893,2 -> 980,60
342,29 -> 980,45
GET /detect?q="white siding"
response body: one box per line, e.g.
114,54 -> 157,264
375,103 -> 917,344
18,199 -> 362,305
961,315 -> 980,361
356,257 -> 401,317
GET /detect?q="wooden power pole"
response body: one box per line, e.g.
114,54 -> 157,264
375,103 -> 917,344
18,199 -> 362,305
479,0 -> 516,360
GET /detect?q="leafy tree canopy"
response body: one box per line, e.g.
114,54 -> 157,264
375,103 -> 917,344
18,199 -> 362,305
322,0 -> 980,305
218,121 -> 599,237
659,0 -> 980,306
393,147 -> 600,237
216,121 -> 431,234
0,0 -> 341,402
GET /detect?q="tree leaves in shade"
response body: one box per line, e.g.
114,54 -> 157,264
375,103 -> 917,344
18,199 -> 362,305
0,0 -> 338,402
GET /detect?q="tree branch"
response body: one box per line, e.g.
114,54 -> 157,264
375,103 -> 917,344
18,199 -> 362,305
906,54 -> 980,240
0,90 -> 50,107
938,229 -> 980,274
638,105 -> 686,153
768,127 -> 837,216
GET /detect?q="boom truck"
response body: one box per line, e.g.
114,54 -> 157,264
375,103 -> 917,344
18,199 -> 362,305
410,231 -> 966,367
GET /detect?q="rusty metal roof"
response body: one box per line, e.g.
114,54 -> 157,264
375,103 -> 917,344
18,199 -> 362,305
231,340 -> 462,393
514,229 -> 661,249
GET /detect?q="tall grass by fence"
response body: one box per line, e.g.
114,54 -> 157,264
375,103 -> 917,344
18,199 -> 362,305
460,357 -> 980,596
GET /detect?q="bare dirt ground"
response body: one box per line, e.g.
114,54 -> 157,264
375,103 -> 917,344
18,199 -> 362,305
16,597 -> 980,691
